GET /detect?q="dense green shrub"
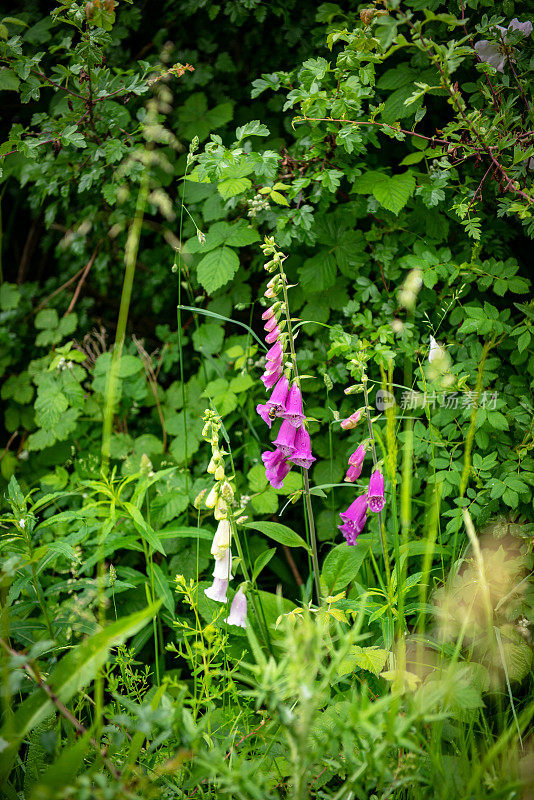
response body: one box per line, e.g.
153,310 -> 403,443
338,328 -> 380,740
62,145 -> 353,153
0,0 -> 533,797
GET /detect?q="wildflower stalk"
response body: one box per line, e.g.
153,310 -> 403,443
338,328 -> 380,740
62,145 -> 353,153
362,375 -> 391,586
229,517 -> 272,652
278,266 -> 322,606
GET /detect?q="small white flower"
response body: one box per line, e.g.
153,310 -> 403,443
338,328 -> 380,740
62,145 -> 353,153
18,519 -> 25,529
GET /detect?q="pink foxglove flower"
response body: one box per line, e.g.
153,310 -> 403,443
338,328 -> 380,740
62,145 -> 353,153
267,458 -> 291,489
262,448 -> 291,489
205,577 -> 229,603
345,465 -> 361,482
211,519 -> 231,558
265,326 -> 282,344
273,419 -> 297,457
262,306 -> 276,321
266,341 -> 283,362
256,403 -> 273,428
266,375 -> 289,414
340,410 -> 362,430
224,588 -> 247,628
368,469 -> 385,513
280,383 -> 305,428
339,494 -> 368,545
345,444 -> 366,481
264,315 -> 279,333
261,366 -> 282,389
289,426 -> 315,469
213,548 -> 233,580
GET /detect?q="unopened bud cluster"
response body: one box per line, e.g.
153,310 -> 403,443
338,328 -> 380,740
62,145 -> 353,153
248,193 -> 271,218
199,410 -> 235,520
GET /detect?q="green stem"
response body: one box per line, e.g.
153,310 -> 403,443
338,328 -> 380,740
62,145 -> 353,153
362,376 -> 391,586
279,268 -> 322,606
229,517 -> 272,653
101,169 -> 150,472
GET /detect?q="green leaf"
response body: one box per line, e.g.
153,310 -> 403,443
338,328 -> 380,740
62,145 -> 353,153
152,564 -> 175,616
242,520 -> 311,552
270,190 -> 289,206
338,645 -> 389,676
252,548 -> 276,582
123,502 -> 166,555
299,252 -> 337,293
0,603 -> 161,782
235,120 -> 270,140
34,388 -> 68,429
0,283 -> 20,311
518,330 -> 531,352
373,172 -> 416,215
321,543 -> 368,593
177,92 -> 233,141
37,731 -> 92,792
0,68 -> 20,91
35,309 -> 59,330
218,176 -> 252,199
192,322 -> 224,355
197,247 -> 239,294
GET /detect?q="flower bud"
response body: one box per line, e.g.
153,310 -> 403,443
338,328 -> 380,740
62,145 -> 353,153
220,480 -> 234,502
205,485 -> 218,508
194,489 -> 207,509
214,464 -> 225,481
214,498 -> 228,520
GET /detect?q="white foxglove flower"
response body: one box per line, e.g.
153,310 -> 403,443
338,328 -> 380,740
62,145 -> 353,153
205,485 -> 218,509
205,577 -> 229,603
211,519 -> 231,559
213,548 -> 233,580
224,588 -> 247,628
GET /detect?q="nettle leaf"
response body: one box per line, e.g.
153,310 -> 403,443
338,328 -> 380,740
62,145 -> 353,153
197,247 -> 239,294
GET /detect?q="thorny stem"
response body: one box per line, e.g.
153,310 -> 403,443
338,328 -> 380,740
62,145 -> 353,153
0,638 -> 122,780
362,375 -> 391,586
278,264 -> 322,606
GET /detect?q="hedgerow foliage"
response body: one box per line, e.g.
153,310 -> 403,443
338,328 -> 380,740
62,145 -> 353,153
0,0 -> 533,797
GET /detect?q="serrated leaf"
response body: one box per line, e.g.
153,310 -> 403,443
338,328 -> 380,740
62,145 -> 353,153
34,388 -> 68,429
235,120 -> 270,140
197,247 -> 239,294
373,172 -> 415,215
218,176 -> 252,199
299,252 -> 337,293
